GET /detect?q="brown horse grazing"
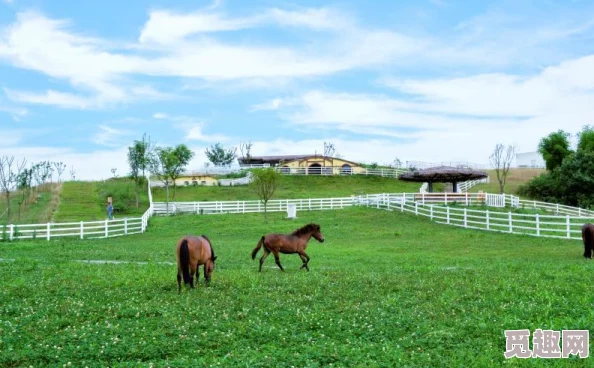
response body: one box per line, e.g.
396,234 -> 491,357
176,235 -> 217,293
251,223 -> 325,272
582,223 -> 594,259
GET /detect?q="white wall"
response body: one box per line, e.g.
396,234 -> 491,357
515,152 -> 545,168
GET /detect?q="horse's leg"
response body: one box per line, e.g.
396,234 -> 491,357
203,264 -> 210,286
298,251 -> 310,271
259,249 -> 271,272
195,262 -> 201,285
272,250 -> 284,272
177,270 -> 182,293
190,263 -> 196,288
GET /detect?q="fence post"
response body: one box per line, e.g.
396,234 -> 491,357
9,224 -> 14,241
387,195 -> 390,209
401,194 -> 405,212
422,192 -> 425,205
46,223 -> 50,241
105,219 -> 108,238
465,193 -> 469,206
125,218 -> 128,235
579,208 -> 582,217
444,192 -> 448,204
508,212 -> 513,233
446,206 -> 450,224
556,204 -> 559,215
309,198 -> 311,211
566,215 -> 571,239
430,205 -> 433,220
80,221 -> 84,239
486,210 -> 490,230
415,202 -> 418,215
535,214 -> 540,236
464,208 -> 467,228
243,201 -> 245,214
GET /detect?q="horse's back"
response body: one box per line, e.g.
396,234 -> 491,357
177,235 -> 212,264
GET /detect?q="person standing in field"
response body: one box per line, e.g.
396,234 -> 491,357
107,201 -> 113,220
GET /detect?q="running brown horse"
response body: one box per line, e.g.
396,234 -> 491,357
582,223 -> 594,259
251,223 -> 325,272
176,234 -> 217,293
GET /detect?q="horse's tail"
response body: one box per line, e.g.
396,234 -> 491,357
179,239 -> 192,284
201,234 -> 217,261
251,236 -> 265,260
584,225 -> 593,258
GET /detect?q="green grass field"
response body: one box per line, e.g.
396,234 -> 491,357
1,207 -> 591,367
152,175 -> 423,202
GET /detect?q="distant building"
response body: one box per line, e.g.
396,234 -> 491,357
239,154 -> 366,175
515,152 -> 545,168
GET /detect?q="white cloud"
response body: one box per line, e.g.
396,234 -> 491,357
0,104 -> 28,120
152,112 -> 168,119
93,125 -> 131,146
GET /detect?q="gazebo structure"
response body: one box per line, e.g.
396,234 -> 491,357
398,166 -> 489,193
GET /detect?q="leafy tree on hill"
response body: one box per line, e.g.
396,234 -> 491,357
128,134 -> 156,208
205,143 -> 237,167
538,130 -> 573,171
490,143 -> 517,194
250,168 -> 281,221
150,145 -> 194,212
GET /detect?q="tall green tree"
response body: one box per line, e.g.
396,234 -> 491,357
205,143 -> 237,167
128,134 -> 156,208
537,130 -> 573,171
250,168 -> 281,221
149,145 -> 194,212
577,125 -> 594,154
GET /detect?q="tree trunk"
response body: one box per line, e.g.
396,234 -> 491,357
166,183 -> 170,214
5,191 -> 10,223
264,200 -> 268,222
135,180 -> 139,209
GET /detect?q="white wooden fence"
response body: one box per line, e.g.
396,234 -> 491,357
153,192 -> 594,241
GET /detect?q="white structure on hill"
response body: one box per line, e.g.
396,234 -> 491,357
515,151 -> 545,168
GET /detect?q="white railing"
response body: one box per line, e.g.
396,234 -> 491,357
458,177 -> 490,192
153,192 -> 594,241
153,196 -> 355,215
378,195 -> 592,241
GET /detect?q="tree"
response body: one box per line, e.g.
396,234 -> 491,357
111,168 -> 118,178
150,145 -> 194,212
169,144 -> 194,197
53,162 -> 67,183
16,167 -> 34,221
205,143 -> 237,167
577,125 -> 594,154
324,142 -> 336,157
128,134 -> 156,208
489,143 -> 517,194
70,166 -> 76,181
538,130 -> 573,171
0,156 -> 27,223
239,141 -> 253,163
250,168 -> 281,221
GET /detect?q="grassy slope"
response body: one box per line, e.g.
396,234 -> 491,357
54,180 -> 151,222
0,184 -> 61,225
0,207 -> 591,367
469,168 -> 545,195
152,175 -> 422,202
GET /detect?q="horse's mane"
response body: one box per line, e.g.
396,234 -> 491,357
291,223 -> 319,237
201,234 -> 216,261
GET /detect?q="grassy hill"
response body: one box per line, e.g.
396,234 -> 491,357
468,168 -> 544,195
0,207 -> 589,366
151,175 -> 424,202
53,179 -> 150,222
0,183 -> 61,225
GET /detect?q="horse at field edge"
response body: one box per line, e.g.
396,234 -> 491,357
582,223 -> 594,259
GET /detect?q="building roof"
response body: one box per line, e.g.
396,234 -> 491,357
398,165 -> 488,182
239,154 -> 361,166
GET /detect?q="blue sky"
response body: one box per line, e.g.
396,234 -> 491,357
1,0 -> 594,179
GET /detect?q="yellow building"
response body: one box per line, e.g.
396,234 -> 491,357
175,174 -> 219,186
240,155 -> 365,175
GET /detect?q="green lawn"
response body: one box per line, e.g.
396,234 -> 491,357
1,207 -> 591,367
152,175 -> 423,202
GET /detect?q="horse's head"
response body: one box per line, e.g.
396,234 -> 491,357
207,255 -> 217,273
310,223 -> 325,243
